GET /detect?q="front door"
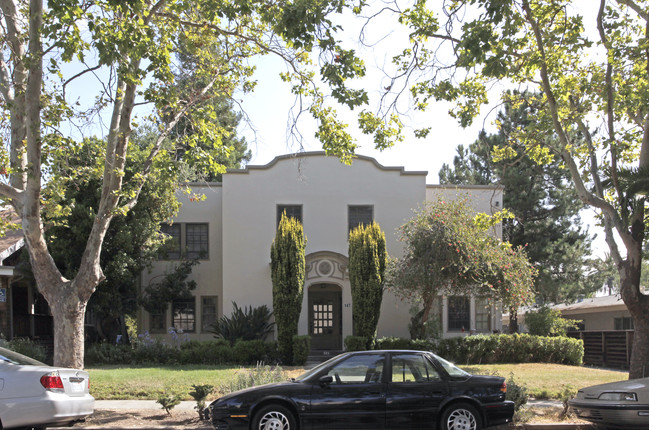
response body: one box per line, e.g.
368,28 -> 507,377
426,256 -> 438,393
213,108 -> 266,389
309,285 -> 342,350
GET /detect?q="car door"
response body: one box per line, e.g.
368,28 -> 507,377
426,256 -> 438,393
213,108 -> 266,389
306,353 -> 386,429
386,352 -> 448,429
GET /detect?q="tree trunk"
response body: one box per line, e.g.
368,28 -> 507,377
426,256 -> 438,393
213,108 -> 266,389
619,254 -> 649,379
508,308 -> 519,334
48,284 -> 88,368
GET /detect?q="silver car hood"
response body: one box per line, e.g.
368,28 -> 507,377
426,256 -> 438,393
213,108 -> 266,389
577,378 -> 649,399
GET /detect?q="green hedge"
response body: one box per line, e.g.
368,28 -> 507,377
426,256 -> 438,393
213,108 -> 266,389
435,334 -> 583,366
85,339 -> 280,366
375,337 -> 433,351
292,335 -> 311,366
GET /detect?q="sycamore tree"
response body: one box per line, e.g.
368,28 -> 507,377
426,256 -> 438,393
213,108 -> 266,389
387,198 -> 536,336
0,0 -> 387,368
379,0 -> 649,378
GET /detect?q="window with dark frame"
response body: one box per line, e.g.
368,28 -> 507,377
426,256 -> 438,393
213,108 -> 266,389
277,205 -> 302,225
614,317 -> 634,330
475,298 -> 491,332
348,205 -> 373,232
172,298 -> 196,332
149,310 -> 166,333
201,296 -> 218,332
186,223 -> 209,259
159,223 -> 181,260
448,296 -> 470,331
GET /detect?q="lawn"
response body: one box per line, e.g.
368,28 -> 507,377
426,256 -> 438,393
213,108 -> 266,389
87,363 -> 627,401
462,363 -> 627,399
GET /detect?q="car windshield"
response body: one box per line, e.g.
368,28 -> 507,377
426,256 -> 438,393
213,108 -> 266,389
294,354 -> 346,381
0,346 -> 46,366
433,354 -> 471,379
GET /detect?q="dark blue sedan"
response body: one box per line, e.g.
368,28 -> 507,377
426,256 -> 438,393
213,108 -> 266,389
209,350 -> 514,430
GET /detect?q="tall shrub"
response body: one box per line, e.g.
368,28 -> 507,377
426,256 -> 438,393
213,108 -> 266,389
349,222 -> 387,348
271,213 -> 307,364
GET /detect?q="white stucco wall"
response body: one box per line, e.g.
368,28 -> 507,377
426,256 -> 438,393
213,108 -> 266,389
222,153 -> 427,342
139,184 -> 223,339
138,152 -> 505,346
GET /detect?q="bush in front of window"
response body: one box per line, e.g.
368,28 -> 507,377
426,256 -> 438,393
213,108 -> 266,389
209,302 -> 275,345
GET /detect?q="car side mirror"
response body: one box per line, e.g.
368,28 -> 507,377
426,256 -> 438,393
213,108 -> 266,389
319,375 -> 334,386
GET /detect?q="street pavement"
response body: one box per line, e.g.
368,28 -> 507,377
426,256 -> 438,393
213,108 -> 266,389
61,399 -> 597,430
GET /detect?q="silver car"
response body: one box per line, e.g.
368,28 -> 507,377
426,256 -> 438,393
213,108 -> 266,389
569,377 -> 649,429
0,346 -> 94,429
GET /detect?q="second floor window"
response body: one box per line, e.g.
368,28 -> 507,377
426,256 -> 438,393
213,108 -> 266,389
186,223 -> 209,259
277,205 -> 302,225
160,224 -> 181,259
348,205 -> 373,232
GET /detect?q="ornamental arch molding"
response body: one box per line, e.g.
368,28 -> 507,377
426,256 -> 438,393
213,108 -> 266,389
305,251 -> 348,282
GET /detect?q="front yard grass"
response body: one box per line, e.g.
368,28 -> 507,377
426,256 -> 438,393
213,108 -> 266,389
462,363 -> 627,399
87,363 -> 627,401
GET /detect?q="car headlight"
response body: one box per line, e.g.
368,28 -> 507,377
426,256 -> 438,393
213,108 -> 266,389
598,392 -> 637,401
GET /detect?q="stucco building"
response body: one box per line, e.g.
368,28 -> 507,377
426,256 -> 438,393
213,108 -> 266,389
138,152 -> 505,350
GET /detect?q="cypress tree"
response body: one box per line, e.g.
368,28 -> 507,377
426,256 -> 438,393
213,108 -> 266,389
349,222 -> 387,348
270,213 -> 307,364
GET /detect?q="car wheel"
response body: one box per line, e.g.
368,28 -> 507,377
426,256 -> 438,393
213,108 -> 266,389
253,404 -> 297,430
441,402 -> 482,430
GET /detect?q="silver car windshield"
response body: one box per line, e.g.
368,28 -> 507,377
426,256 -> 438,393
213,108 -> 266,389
0,347 -> 45,366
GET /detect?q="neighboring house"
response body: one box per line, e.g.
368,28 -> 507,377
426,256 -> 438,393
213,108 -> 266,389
0,210 -> 53,343
506,295 -> 633,332
139,152 -> 505,350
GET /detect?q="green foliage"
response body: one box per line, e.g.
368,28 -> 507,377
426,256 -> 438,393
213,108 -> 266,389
344,336 -> 370,352
559,385 -> 577,420
189,384 -> 214,420
85,343 -> 133,366
5,338 -> 47,363
219,364 -> 286,395
292,335 -> 311,366
348,222 -> 387,344
209,302 -> 275,345
43,132 -> 181,327
84,338 -> 280,366
408,305 -> 442,341
232,339 -> 275,365
385,0 -> 649,378
506,374 -> 529,413
157,393 -> 181,415
387,197 -> 536,336
271,213 -> 307,365
436,334 -> 583,366
139,259 -> 199,314
439,92 -> 596,304
525,306 -> 581,337
374,337 -> 433,351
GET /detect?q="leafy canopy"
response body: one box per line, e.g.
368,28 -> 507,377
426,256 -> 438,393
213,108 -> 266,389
387,197 -> 536,321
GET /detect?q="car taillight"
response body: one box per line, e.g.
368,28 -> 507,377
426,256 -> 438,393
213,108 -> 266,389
500,381 -> 507,393
40,371 -> 65,392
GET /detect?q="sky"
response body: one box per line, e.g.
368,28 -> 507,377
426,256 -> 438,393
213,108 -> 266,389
232,3 -> 609,259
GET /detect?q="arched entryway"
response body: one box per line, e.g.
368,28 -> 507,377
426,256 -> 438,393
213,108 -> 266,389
308,284 -> 342,350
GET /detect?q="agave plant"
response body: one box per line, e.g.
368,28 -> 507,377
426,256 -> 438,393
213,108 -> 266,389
210,302 -> 275,345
